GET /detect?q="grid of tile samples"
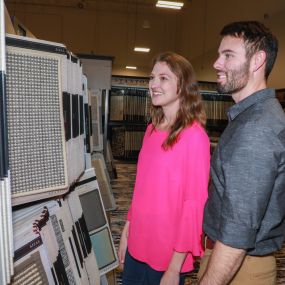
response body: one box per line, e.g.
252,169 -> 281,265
6,35 -> 85,205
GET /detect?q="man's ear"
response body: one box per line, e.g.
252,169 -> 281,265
251,50 -> 266,72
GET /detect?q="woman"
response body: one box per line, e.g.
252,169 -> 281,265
118,52 -> 210,285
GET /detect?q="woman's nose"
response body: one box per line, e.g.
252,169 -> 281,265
149,78 -> 159,88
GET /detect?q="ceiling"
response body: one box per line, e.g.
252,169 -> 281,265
5,0 -> 285,84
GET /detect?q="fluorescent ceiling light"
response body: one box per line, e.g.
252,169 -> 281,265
134,47 -> 150,53
156,1 -> 184,9
126,66 -> 137,70
156,4 -> 181,9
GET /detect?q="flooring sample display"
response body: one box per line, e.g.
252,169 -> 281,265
74,168 -> 119,276
5,34 -> 85,205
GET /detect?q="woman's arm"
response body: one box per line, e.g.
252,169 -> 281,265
160,251 -> 187,285
118,220 -> 130,269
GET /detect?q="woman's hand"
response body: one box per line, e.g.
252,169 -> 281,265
118,221 -> 130,269
160,251 -> 187,285
160,269 -> 180,285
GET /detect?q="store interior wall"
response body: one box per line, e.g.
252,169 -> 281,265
4,0 -> 285,88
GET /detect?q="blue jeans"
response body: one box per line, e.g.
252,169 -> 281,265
122,250 -> 186,285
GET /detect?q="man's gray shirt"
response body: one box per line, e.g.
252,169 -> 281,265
203,88 -> 285,255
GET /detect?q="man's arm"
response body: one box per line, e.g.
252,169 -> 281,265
198,240 -> 246,285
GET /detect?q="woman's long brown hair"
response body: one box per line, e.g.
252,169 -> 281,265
150,52 -> 206,150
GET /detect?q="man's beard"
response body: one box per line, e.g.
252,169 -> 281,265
217,61 -> 250,94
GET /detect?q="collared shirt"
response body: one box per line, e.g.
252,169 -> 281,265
203,88 -> 285,255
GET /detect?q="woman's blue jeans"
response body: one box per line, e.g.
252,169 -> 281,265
122,250 -> 186,285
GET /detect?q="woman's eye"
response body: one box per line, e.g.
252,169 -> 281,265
160,76 -> 167,81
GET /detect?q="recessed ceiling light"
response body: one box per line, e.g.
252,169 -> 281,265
126,66 -> 137,70
134,47 -> 150,53
142,20 -> 150,29
156,1 -> 184,9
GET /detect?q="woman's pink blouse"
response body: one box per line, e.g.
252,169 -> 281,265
127,122 -> 210,272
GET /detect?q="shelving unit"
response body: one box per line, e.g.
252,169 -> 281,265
198,82 -> 233,132
108,76 -> 234,159
198,81 -> 234,153
108,78 -> 285,160
108,76 -> 150,160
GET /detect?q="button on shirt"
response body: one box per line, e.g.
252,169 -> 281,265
203,88 -> 285,255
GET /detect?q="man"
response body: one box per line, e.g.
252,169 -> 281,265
198,21 -> 285,285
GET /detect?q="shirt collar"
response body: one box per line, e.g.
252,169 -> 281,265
228,88 -> 276,121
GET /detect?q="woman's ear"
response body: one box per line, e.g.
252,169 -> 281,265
177,86 -> 181,96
